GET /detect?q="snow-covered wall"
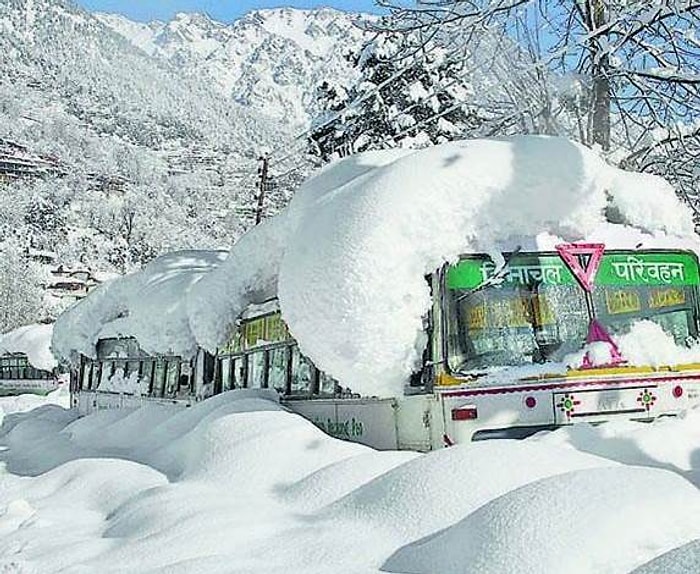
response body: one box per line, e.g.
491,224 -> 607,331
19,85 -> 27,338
0,323 -> 56,371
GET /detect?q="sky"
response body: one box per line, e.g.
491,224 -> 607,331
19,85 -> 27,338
75,1 -> 383,22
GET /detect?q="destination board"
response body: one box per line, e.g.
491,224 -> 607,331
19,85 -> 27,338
447,252 -> 700,290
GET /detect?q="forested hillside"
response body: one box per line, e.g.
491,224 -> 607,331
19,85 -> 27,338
0,0 -> 363,331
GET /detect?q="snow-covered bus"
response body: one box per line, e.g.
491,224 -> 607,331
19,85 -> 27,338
210,246 -> 700,448
69,245 -> 700,449
59,137 -> 700,449
0,354 -> 56,394
0,324 -> 59,395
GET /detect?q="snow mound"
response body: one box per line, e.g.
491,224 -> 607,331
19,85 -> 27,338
530,405 -> 700,485
0,323 -> 56,371
283,449 -> 418,512
192,136 -> 696,397
617,320 -> 700,367
52,250 -> 227,363
328,440 -> 613,543
0,390 -> 699,572
383,466 -> 700,574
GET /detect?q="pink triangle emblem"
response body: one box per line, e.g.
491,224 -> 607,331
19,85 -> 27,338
582,319 -> 624,368
555,243 -> 605,292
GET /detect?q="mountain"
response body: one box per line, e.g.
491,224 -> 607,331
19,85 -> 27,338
97,8 -> 367,129
1,0 -> 369,331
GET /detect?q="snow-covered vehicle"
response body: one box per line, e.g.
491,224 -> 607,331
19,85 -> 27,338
0,324 -> 59,394
210,245 -> 700,448
55,137 -> 700,449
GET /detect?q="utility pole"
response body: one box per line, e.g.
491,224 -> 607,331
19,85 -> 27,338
255,153 -> 270,225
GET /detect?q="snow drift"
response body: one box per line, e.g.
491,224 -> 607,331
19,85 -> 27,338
190,136 -> 697,397
1,391 -> 699,573
0,323 -> 56,371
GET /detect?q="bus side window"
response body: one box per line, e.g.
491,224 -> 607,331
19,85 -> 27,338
165,360 -> 180,397
90,362 -> 101,390
141,361 -> 154,396
247,351 -> 266,389
114,360 -> 127,383
81,362 -> 92,390
220,358 -> 232,392
126,361 -> 140,381
290,346 -> 314,395
268,347 -> 289,394
232,357 -> 246,389
99,361 -> 114,389
203,352 -> 215,386
153,360 -> 166,397
318,371 -> 338,396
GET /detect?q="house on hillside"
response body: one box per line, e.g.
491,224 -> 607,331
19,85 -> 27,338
0,139 -> 63,182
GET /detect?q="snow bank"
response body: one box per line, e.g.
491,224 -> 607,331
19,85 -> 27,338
1,392 -> 699,573
326,440 -> 613,543
192,136 -> 697,397
530,405 -> 700,486
383,466 -> 700,574
0,323 -> 56,371
52,250 -> 227,363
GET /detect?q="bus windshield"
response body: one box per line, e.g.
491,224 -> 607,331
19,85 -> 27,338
446,254 -> 589,372
445,251 -> 700,374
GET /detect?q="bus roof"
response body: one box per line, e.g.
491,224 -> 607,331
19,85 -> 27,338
0,323 -> 56,371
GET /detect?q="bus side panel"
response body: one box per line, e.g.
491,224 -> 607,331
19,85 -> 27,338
284,398 -> 399,450
394,394 -> 436,452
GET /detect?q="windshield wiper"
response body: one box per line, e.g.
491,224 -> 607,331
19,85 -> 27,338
457,246 -> 522,302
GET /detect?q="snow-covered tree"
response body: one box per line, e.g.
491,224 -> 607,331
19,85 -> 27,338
374,1 -> 699,152
311,34 -> 484,159
0,240 -> 44,332
309,25 -> 557,160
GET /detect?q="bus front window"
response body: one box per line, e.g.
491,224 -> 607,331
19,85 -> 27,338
445,256 -> 590,373
593,284 -> 698,344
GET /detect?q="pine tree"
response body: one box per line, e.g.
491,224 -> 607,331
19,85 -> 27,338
310,34 -> 482,161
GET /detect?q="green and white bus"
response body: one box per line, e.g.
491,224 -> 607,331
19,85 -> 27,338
72,244 -> 700,450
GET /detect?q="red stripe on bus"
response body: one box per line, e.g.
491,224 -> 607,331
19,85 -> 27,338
440,372 -> 700,398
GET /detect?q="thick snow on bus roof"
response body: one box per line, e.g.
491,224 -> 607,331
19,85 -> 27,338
0,323 -> 56,371
191,136 -> 697,398
53,250 -> 227,363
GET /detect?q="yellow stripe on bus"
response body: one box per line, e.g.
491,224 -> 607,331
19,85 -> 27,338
435,363 -> 700,387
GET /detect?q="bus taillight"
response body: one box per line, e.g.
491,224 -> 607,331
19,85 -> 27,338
452,406 -> 478,421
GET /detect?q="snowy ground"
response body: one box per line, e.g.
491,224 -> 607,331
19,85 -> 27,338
0,390 -> 698,573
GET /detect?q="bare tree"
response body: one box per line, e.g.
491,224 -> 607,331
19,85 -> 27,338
373,1 -> 699,152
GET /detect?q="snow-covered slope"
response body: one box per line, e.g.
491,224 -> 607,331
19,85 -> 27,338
0,0 -> 280,149
97,8 -> 367,128
0,0 -> 299,332
0,390 -> 699,573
